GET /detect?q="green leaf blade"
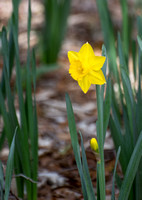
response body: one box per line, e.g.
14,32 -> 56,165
0,161 -> 4,200
65,93 -> 88,199
79,131 -> 96,200
118,131 -> 142,200
103,78 -> 112,141
111,146 -> 121,200
4,128 -> 17,200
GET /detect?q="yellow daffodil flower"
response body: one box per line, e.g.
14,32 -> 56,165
68,42 -> 106,93
90,138 -> 99,153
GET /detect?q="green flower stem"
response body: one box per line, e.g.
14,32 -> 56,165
96,85 -> 106,200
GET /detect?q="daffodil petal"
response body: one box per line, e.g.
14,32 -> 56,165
88,70 -> 106,85
91,56 -> 106,71
69,61 -> 83,80
69,64 -> 78,80
68,51 -> 79,64
78,43 -> 96,69
78,43 -> 105,71
79,42 -> 95,58
78,75 -> 91,93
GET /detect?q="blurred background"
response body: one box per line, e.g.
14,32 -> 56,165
0,0 -> 141,199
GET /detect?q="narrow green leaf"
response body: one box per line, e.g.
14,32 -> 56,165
118,131 -> 142,200
42,0 -> 71,63
111,146 -> 121,200
0,129 -> 6,150
26,1 -> 38,198
137,15 -> 142,36
1,22 -> 25,194
118,33 -> 127,71
101,45 -> 107,79
136,35 -> 142,136
79,131 -> 96,200
135,28 -> 142,196
96,0 -> 118,80
111,85 -> 122,124
115,173 -> 122,190
122,105 -> 133,160
137,35 -> 142,51
137,36 -> 142,125
96,85 -> 105,200
1,23 -> 25,199
136,27 -> 142,199
131,40 -> 137,80
118,33 -> 135,144
110,115 -> 127,174
101,45 -> 107,97
12,0 -> 20,26
2,25 -> 19,132
1,25 -> 15,97
121,67 -> 134,105
1,27 -> 9,78
27,0 -> 31,46
0,161 -> 4,200
14,155 -> 24,198
65,93 -> 88,199
135,159 -> 142,199
103,78 -> 111,141
96,162 -> 100,200
32,49 -> 36,92
12,10 -> 32,199
31,50 -> 38,200
8,26 -> 15,78
4,128 -> 17,200
32,51 -> 38,189
0,88 -> 13,144
119,0 -> 129,62
121,68 -> 135,143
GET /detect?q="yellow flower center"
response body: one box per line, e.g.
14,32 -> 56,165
73,61 -> 87,80
77,63 -> 83,74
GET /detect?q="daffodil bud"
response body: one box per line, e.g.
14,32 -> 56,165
90,138 -> 100,161
90,138 -> 99,153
